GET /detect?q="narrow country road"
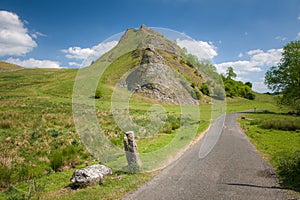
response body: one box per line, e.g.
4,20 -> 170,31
123,113 -> 294,200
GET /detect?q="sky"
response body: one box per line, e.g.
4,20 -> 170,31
0,0 -> 300,93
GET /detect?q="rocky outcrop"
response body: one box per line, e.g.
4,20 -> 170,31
70,164 -> 112,187
120,46 -> 197,105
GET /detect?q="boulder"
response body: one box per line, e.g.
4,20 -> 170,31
70,164 -> 112,187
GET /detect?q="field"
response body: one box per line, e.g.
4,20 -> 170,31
239,112 -> 300,191
0,62 -> 296,199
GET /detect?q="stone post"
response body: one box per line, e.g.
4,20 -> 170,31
123,131 -> 142,167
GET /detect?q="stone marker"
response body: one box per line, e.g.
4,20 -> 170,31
123,131 -> 142,167
70,164 -> 112,187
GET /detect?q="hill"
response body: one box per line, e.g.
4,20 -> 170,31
0,25 -> 275,199
0,61 -> 23,72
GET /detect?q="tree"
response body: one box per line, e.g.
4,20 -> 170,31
245,82 -> 252,88
265,40 -> 300,113
226,66 -> 237,79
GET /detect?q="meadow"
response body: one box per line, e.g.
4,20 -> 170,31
0,62 -> 297,199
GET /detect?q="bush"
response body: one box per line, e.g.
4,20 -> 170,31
245,92 -> 255,100
277,151 -> 300,189
249,119 -> 262,125
200,83 -> 210,96
193,89 -> 201,100
261,119 -> 300,131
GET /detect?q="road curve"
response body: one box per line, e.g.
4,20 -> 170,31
123,113 -> 294,200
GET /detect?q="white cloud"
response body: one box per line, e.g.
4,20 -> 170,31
215,48 -> 282,75
6,57 -> 61,68
275,36 -> 287,41
298,15 -> 300,20
61,40 -> 118,66
68,62 -> 82,67
31,31 -> 46,39
247,49 -> 264,56
297,32 -> 300,39
0,11 -> 37,56
238,53 -> 243,58
176,39 -> 218,60
252,81 -> 269,93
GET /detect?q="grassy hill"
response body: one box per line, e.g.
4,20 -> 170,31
0,61 -> 23,72
0,26 -> 289,199
0,65 -> 283,199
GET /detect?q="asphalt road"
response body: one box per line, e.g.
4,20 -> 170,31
123,113 -> 294,200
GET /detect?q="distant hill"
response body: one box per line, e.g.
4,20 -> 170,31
0,61 -> 23,72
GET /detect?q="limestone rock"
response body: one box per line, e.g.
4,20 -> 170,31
123,47 -> 197,105
70,164 -> 112,187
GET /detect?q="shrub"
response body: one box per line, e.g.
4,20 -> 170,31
191,82 -> 196,88
245,92 -> 255,100
200,83 -> 210,96
277,151 -> 300,189
261,119 -> 300,131
194,90 -> 201,100
249,119 -> 262,125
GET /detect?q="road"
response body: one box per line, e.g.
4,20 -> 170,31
123,113 -> 294,200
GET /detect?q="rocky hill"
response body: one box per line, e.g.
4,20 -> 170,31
97,25 -> 205,104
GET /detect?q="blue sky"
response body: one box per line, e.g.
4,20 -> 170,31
0,0 -> 300,92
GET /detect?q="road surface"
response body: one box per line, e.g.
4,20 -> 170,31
123,113 -> 294,200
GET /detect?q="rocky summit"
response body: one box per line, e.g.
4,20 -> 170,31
114,25 -> 199,105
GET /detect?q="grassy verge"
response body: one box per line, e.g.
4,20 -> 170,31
239,112 -> 300,191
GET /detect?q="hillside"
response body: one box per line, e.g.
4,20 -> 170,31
0,61 -> 23,72
0,25 -> 274,199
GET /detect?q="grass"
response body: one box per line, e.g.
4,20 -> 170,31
239,112 -> 300,191
0,52 -> 283,199
226,92 -> 280,113
0,61 -> 23,72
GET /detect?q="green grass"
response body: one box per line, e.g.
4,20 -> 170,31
0,61 -> 23,72
239,112 -> 300,191
0,50 -> 284,199
226,93 -> 280,113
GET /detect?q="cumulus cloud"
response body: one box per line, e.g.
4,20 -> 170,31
0,10 -> 37,56
297,32 -> 300,39
238,53 -> 243,58
6,57 -> 61,68
61,40 -> 118,67
176,39 -> 218,60
215,48 -> 282,75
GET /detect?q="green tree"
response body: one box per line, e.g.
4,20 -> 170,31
226,66 -> 237,79
245,82 -> 252,88
265,40 -> 300,113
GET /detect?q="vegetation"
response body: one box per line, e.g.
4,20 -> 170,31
1,35 -> 295,198
222,67 -> 255,100
265,40 -> 300,114
239,112 -> 300,191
